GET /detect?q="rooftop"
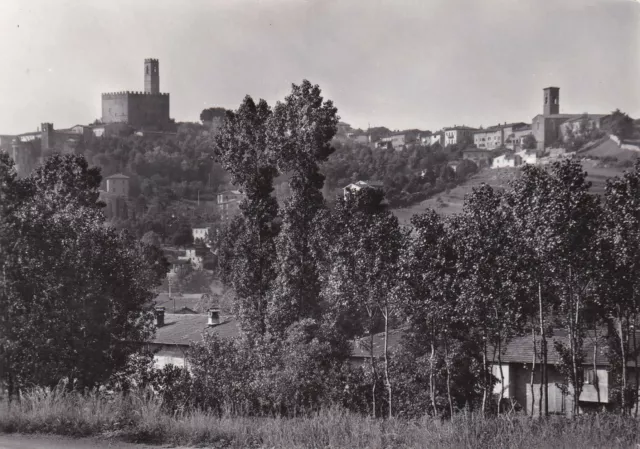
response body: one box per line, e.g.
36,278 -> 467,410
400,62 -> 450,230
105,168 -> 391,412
106,173 -> 130,180
152,314 -> 241,346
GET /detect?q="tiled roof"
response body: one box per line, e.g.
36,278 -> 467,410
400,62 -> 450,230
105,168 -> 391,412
152,314 -> 241,346
351,327 -> 407,359
563,114 -> 609,123
351,327 -> 639,367
491,331 -> 611,366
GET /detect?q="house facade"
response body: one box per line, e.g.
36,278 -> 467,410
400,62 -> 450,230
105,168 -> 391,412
444,126 -> 477,146
343,180 -> 384,200
462,148 -> 493,165
375,134 -> 406,151
217,190 -> 244,222
474,123 -> 531,151
148,309 -> 241,370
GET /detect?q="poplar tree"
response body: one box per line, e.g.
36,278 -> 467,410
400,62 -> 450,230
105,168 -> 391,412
597,160 -> 640,414
266,80 -> 339,337
213,96 -> 279,341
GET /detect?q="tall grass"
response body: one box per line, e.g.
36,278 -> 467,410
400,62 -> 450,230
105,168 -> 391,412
1,387 -> 640,448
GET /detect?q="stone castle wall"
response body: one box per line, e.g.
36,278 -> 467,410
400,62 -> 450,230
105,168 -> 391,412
101,91 -> 170,129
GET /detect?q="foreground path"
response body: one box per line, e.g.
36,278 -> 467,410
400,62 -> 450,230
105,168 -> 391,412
0,434 -> 176,449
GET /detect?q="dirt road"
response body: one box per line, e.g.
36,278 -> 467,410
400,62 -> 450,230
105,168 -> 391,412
0,434 -> 175,449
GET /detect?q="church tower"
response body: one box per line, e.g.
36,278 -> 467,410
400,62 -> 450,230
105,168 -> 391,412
543,87 -> 560,116
144,58 -> 160,94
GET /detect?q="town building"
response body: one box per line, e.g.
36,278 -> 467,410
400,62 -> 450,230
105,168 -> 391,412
444,126 -> 477,147
217,190 -> 244,222
148,309 -> 240,369
473,122 -> 531,151
491,150 -> 537,169
192,225 -> 211,246
350,327 -> 638,416
429,132 -> 445,147
343,180 -> 384,200
101,59 -> 172,131
531,87 -> 609,151
462,148 -> 493,165
98,173 -> 130,220
375,134 -> 406,150
178,246 -> 208,270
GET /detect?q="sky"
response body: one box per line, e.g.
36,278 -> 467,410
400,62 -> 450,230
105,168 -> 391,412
0,0 -> 638,135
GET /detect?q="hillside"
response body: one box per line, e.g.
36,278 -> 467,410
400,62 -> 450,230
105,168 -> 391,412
392,167 -> 519,223
392,159 -> 635,225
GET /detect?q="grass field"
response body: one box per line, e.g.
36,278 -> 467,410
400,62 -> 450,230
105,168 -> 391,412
392,158 -> 634,226
2,388 -> 640,449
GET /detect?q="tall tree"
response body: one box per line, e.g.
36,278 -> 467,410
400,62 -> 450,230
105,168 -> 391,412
0,154 -> 167,393
455,184 -> 529,415
596,160 -> 640,414
213,96 -> 279,341
324,188 -> 405,417
266,80 -> 339,337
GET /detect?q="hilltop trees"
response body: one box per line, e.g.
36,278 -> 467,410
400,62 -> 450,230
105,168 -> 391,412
0,154 -> 167,394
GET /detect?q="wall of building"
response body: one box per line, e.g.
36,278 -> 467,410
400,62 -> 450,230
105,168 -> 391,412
511,364 -> 611,416
151,345 -> 188,370
102,93 -> 129,124
127,93 -> 170,129
106,178 -> 129,197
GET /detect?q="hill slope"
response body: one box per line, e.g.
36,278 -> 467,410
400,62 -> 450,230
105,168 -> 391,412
392,159 -> 634,225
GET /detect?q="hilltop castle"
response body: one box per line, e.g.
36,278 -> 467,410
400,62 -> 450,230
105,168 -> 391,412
101,59 -> 172,131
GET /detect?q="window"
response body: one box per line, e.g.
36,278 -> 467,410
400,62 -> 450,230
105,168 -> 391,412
584,368 -> 597,385
545,96 -> 548,104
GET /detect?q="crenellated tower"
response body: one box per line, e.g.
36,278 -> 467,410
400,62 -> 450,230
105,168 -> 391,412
144,58 -> 160,94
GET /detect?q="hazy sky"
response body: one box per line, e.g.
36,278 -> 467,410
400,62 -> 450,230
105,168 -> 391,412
0,0 -> 638,134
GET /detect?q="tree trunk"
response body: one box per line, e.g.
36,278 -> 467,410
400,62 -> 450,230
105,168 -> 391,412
429,338 -> 437,417
445,336 -> 454,418
531,323 -> 537,416
498,334 -> 505,415
539,280 -> 548,417
634,313 -> 639,418
481,334 -> 488,417
369,330 -> 377,418
614,314 -> 627,414
382,305 -> 392,419
593,325 -> 601,404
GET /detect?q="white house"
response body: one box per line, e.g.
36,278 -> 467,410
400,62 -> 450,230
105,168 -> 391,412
492,153 -> 517,169
343,180 -> 384,200
192,226 -> 211,246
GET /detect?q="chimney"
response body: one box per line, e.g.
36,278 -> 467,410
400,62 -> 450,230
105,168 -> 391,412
155,307 -> 165,327
208,308 -> 220,326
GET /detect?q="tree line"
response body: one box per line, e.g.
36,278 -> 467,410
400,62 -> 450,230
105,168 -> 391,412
172,80 -> 640,418
3,80 -> 640,421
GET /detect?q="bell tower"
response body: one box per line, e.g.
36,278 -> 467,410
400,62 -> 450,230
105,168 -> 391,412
144,58 -> 160,94
543,87 -> 560,116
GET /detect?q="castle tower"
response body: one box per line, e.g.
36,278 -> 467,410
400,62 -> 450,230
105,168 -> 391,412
543,87 -> 560,116
41,123 -> 54,150
144,58 -> 160,94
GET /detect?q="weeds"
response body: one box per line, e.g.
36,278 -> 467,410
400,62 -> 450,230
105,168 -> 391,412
1,388 -> 640,448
